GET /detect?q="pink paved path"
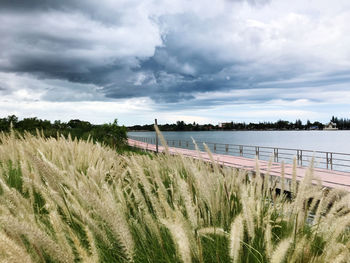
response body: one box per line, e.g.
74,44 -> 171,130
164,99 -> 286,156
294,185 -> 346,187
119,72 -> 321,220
128,139 -> 350,191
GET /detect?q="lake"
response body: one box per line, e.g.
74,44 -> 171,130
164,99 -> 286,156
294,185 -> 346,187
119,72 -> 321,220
128,130 -> 350,153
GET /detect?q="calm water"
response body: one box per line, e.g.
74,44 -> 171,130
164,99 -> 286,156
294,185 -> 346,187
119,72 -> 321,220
128,130 -> 350,154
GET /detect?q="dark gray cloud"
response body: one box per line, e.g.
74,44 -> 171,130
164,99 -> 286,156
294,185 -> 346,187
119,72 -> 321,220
0,0 -> 350,109
0,0 -> 63,10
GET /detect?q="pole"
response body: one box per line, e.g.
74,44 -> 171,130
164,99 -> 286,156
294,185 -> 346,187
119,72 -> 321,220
155,118 -> 159,153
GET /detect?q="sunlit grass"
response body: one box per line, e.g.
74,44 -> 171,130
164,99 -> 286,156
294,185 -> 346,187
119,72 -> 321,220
0,130 -> 349,262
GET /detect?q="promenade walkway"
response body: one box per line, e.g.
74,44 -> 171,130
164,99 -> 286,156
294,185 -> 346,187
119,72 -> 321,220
128,138 -> 350,191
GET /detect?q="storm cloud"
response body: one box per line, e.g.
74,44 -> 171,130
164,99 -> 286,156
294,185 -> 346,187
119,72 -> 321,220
1,0 -> 350,124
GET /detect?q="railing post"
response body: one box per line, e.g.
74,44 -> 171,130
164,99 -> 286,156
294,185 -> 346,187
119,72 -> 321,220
239,145 -> 243,156
255,146 -> 259,158
326,152 -> 329,169
186,141 -> 189,148
274,148 -> 278,162
214,143 -> 216,152
225,144 -> 229,153
330,153 -> 333,170
179,140 -> 181,146
297,150 -> 299,165
155,119 -> 159,153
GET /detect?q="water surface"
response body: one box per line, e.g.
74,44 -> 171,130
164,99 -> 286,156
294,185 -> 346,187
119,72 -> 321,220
128,130 -> 350,153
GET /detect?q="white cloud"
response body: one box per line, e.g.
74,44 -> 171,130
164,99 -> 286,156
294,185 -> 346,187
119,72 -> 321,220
0,97 -> 155,124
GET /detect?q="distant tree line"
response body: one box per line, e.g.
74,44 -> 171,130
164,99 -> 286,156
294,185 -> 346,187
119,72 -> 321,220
128,117 -> 350,131
331,116 -> 350,130
0,115 -> 127,148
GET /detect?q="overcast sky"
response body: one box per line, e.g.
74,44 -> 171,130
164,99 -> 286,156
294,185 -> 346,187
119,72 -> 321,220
1,0 -> 350,125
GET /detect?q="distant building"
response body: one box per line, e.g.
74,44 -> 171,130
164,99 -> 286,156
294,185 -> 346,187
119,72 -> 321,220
218,122 -> 232,128
324,122 -> 338,130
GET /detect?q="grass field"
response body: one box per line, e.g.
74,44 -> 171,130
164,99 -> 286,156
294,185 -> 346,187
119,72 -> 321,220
0,130 -> 350,262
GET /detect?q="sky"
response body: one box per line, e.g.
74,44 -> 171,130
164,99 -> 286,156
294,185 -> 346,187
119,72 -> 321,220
0,0 -> 350,125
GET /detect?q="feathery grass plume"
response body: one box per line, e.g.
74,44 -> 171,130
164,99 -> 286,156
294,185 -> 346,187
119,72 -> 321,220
154,124 -> 169,155
191,136 -> 203,160
229,214 -> 244,263
290,157 -> 298,198
270,238 -> 292,263
331,247 -> 350,263
281,161 -> 285,194
240,187 -> 255,239
87,187 -> 135,261
255,157 -> 260,179
314,188 -> 342,225
141,211 -> 163,242
68,227 -> 92,262
0,233 -> 32,263
0,214 -> 71,262
48,210 -> 75,259
175,172 -> 198,229
308,188 -> 323,219
324,213 -> 350,244
130,156 -> 164,218
0,178 -> 32,216
292,161 -> 316,230
327,191 -> 350,217
263,158 -> 272,197
322,242 -> 349,263
264,220 -> 273,259
289,236 -> 308,262
150,169 -> 173,218
203,143 -> 220,174
198,227 -> 227,237
160,217 -> 192,263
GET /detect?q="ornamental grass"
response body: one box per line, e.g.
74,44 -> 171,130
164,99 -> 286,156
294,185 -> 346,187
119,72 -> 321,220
0,130 -> 349,262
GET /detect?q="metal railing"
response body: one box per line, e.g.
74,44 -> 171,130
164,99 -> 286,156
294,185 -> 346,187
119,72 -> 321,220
128,135 -> 350,173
